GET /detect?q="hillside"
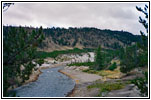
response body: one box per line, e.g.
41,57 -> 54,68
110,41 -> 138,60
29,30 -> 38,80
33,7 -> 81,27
40,27 -> 141,51
3,26 -> 141,52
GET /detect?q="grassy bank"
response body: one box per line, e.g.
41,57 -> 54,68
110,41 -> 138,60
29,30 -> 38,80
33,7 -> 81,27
87,82 -> 125,96
37,48 -> 95,58
36,47 -> 117,59
68,62 -> 95,67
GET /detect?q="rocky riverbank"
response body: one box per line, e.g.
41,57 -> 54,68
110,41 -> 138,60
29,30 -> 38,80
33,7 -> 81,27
59,66 -> 102,97
26,54 -> 143,97
60,66 -> 143,97
9,52 -> 143,97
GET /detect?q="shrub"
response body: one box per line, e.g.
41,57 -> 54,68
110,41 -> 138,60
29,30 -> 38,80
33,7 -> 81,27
108,62 -> 117,71
35,58 -> 44,66
131,71 -> 148,96
68,62 -> 94,67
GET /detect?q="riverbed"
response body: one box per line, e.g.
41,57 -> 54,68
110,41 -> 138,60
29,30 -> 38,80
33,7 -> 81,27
14,66 -> 75,97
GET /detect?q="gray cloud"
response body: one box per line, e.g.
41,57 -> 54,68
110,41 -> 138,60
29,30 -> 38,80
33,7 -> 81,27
3,2 -> 148,35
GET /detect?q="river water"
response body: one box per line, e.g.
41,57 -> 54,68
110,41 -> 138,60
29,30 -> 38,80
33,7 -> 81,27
14,66 -> 75,97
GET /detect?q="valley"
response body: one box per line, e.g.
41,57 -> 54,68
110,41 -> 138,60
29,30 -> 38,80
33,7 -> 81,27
3,3 -> 148,97
8,50 -> 147,97
3,26 -> 148,97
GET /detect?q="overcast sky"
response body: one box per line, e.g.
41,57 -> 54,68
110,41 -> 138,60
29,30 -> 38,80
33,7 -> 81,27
3,2 -> 148,35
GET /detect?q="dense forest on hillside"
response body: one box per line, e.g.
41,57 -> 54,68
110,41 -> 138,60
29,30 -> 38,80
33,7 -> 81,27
3,26 -> 141,51
42,27 -> 141,50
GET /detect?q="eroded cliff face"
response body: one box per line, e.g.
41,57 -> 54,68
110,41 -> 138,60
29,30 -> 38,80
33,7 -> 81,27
55,52 -> 94,63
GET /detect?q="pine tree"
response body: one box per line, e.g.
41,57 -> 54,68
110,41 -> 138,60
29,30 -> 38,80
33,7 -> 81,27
94,46 -> 104,70
133,4 -> 148,97
120,45 -> 138,73
120,4 -> 148,96
136,5 -> 148,67
3,26 -> 44,96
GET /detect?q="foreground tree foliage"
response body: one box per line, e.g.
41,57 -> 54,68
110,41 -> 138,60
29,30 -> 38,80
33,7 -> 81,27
3,26 -> 44,96
120,4 -> 148,72
3,3 -> 14,12
136,4 -> 148,68
134,4 -> 148,97
120,4 -> 148,96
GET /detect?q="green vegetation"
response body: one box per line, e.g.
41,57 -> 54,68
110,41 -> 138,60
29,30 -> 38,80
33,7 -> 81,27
131,72 -> 148,96
82,69 -> 98,74
83,67 -> 121,79
87,82 -> 125,96
120,5 -> 148,73
43,26 -> 141,50
68,62 -> 94,67
119,41 -> 147,73
3,26 -> 44,96
94,46 -> 104,70
131,5 -> 148,97
35,58 -> 44,66
2,4 -> 148,97
108,62 -> 117,71
98,70 -> 118,77
119,5 -> 148,96
37,48 -> 95,59
65,48 -> 117,69
101,48 -> 119,67
120,45 -> 138,73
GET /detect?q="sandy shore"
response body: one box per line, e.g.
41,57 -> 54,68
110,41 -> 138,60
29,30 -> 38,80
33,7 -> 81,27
59,67 -> 102,97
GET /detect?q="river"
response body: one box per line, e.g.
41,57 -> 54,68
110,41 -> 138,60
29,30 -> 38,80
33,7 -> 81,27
14,66 -> 75,97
